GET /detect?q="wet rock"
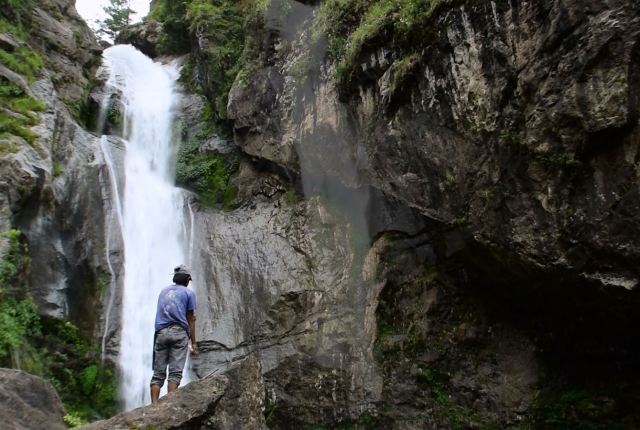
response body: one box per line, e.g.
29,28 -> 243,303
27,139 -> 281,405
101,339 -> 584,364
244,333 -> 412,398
116,20 -> 162,59
83,356 -> 267,430
0,368 -> 66,430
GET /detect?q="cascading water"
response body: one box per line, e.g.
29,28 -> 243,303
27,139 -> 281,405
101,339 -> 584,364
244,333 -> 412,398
100,45 -> 193,410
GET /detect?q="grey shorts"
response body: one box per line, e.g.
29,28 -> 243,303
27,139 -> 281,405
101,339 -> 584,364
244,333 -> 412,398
150,325 -> 189,387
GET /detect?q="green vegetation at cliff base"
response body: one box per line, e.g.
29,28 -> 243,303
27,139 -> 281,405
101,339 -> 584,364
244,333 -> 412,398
0,229 -> 117,425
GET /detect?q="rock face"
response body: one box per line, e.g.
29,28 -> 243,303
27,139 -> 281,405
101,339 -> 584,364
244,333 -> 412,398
0,368 -> 67,430
116,20 -> 162,59
0,0 -> 122,351
31,0 -> 102,104
2,0 -> 639,428
82,356 -> 267,430
178,0 -> 640,427
227,0 -> 640,290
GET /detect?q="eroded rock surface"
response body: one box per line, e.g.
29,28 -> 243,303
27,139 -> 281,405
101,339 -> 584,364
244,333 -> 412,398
82,356 -> 267,430
116,20 -> 162,59
0,0 -> 122,353
0,368 -> 67,430
181,0 -> 640,427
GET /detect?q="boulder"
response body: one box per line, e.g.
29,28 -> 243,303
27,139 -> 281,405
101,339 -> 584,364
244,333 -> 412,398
82,356 -> 267,430
0,368 -> 67,430
116,20 -> 162,59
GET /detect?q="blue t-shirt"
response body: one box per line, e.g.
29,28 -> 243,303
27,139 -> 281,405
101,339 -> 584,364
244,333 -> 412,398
154,285 -> 196,337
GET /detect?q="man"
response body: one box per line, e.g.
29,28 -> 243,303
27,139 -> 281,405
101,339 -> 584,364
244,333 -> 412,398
150,264 -> 198,403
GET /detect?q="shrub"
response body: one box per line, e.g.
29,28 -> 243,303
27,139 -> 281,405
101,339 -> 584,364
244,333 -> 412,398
175,137 -> 239,208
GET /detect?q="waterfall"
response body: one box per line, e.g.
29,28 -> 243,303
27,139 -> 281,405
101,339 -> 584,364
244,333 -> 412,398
101,45 -> 191,410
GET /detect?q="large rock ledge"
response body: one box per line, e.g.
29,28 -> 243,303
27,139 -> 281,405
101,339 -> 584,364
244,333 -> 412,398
0,368 -> 66,430
82,356 -> 267,430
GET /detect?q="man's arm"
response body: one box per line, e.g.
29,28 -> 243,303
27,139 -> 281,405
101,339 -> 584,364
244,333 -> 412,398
187,309 -> 198,355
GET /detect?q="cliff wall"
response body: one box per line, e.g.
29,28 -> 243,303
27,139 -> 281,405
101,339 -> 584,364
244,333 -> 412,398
154,0 -> 640,428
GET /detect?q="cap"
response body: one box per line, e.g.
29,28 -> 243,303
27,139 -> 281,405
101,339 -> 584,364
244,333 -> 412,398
173,264 -> 191,276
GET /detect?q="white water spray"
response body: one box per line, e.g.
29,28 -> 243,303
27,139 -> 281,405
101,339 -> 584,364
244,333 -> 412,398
101,45 -> 191,410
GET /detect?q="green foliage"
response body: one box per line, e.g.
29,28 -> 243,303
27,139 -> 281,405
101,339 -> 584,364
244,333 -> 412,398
153,0 -> 191,55
147,0 -> 166,21
107,107 -> 124,130
153,0 -> 270,137
0,0 -> 35,31
444,172 -> 457,189
0,78 -> 45,145
95,0 -> 136,41
0,113 -> 39,144
176,137 -> 239,208
66,76 -> 101,131
0,229 -> 29,290
64,412 -> 89,429
479,188 -> 493,204
81,364 -> 99,395
40,316 -> 118,420
313,0 -> 447,87
0,229 -> 39,372
0,47 -> 44,84
0,296 -> 40,369
0,229 -> 117,422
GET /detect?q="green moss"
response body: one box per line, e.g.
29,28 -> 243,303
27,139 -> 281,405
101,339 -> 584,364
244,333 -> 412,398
106,107 -> 123,130
175,137 -> 239,208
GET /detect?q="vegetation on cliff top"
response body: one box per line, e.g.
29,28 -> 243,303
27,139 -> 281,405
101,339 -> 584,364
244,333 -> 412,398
149,0 -> 266,138
95,0 -> 136,41
313,0 -> 450,90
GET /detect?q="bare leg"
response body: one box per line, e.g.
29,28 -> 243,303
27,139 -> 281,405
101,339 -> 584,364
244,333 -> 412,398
168,382 -> 179,393
150,384 -> 161,404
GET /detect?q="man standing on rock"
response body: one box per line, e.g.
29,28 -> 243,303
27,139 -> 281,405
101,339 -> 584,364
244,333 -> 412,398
150,264 -> 198,404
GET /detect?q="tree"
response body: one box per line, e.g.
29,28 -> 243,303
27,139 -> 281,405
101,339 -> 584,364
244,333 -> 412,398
95,0 -> 136,41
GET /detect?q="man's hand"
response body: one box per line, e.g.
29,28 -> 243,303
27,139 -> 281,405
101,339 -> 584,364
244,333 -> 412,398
190,342 -> 199,356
